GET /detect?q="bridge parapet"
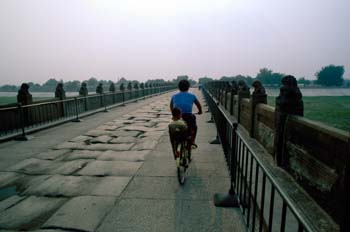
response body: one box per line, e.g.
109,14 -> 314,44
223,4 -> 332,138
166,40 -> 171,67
203,79 -> 349,231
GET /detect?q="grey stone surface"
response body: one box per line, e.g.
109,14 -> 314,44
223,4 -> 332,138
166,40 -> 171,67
90,135 -> 112,144
109,130 -> 141,137
85,129 -> 111,137
122,125 -> 154,132
56,142 -> 134,151
34,149 -> 70,160
180,200 -> 246,232
69,135 -> 92,143
0,195 -> 25,211
137,159 -> 176,177
0,90 -> 248,231
54,142 -> 85,150
109,136 -> 139,144
13,175 -> 51,194
62,150 -> 102,161
122,176 -> 230,200
98,150 -> 150,162
97,198 -> 180,232
43,196 -> 115,232
24,175 -> 131,197
0,172 -> 23,188
83,143 -> 135,151
77,160 -> 142,176
0,196 -> 66,230
187,161 -> 230,177
131,140 -> 158,150
50,160 -> 89,175
6,158 -> 60,175
139,131 -> 165,139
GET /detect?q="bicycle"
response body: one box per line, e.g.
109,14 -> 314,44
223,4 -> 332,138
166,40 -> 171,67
169,130 -> 191,185
175,138 -> 190,185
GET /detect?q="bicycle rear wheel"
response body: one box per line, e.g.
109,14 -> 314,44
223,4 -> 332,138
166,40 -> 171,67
176,143 -> 187,185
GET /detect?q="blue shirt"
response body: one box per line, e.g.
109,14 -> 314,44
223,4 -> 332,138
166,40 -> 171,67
171,92 -> 197,114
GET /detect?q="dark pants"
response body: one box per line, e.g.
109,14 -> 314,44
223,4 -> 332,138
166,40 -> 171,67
182,113 -> 197,144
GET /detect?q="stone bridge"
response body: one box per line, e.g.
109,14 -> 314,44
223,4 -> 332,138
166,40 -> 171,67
0,89 -> 246,232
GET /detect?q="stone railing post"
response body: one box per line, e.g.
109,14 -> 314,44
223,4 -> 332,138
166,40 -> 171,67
237,90 -> 250,123
249,80 -> 267,137
273,75 -> 303,166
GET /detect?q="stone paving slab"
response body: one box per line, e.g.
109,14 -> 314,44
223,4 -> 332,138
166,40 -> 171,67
62,150 -> 103,161
7,158 -> 61,175
0,195 -> 25,211
69,135 -> 92,143
109,136 -> 139,144
98,150 -> 150,162
85,129 -> 112,137
122,125 -> 155,132
109,130 -> 141,138
50,160 -> 89,175
137,159 -> 176,177
139,131 -> 165,139
55,142 -> 134,151
131,140 -> 158,150
0,196 -> 67,230
24,175 -> 131,197
34,150 -> 71,161
77,160 -> 142,176
90,135 -> 113,144
43,196 -> 115,232
97,198 -> 180,232
122,176 -> 230,200
0,172 -> 23,188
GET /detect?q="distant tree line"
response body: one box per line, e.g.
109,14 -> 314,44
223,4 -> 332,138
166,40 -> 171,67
0,64 -> 348,92
198,65 -> 348,87
0,77 -> 178,93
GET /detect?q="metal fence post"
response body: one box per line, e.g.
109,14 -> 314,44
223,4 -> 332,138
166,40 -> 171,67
15,103 -> 33,140
72,97 -> 81,122
103,93 -> 108,112
122,90 -> 126,106
213,122 -> 239,207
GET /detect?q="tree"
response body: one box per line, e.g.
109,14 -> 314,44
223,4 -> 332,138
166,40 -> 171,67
198,77 -> 213,84
316,65 -> 344,86
256,68 -> 284,86
297,77 -> 311,85
42,78 -> 59,91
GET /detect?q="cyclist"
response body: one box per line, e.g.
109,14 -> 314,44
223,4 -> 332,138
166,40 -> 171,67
170,80 -> 202,152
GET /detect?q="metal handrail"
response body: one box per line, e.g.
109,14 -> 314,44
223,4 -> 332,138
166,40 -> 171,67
236,128 -> 314,232
0,85 -> 176,141
202,85 -> 318,232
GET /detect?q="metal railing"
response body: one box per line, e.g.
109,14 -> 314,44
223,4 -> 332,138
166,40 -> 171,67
203,84 -> 317,232
0,86 -> 175,141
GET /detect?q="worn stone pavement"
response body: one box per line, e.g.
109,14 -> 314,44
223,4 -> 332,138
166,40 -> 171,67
0,89 -> 246,232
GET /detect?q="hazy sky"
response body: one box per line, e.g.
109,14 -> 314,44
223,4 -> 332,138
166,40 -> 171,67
0,0 -> 349,85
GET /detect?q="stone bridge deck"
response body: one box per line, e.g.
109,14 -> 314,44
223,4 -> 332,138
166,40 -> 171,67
0,90 -> 246,232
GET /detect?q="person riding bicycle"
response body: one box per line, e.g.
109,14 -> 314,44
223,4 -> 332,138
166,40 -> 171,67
170,80 -> 202,151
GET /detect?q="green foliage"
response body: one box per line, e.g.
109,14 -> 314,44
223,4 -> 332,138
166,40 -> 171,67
198,77 -> 213,84
219,75 -> 254,85
297,77 -> 311,85
267,96 -> 350,131
256,68 -> 284,86
316,65 -> 344,86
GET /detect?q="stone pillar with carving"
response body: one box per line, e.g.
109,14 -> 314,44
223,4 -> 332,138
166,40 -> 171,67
79,82 -> 88,96
274,75 -> 304,166
17,83 -> 33,105
55,83 -> 66,100
250,80 -> 267,137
